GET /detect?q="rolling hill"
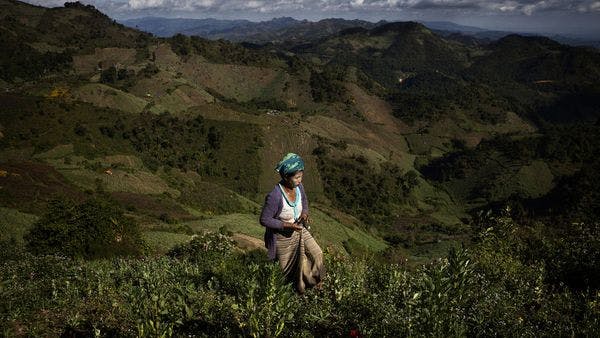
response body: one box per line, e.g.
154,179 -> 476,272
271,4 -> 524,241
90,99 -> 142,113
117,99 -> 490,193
1,0 -> 599,263
122,16 -> 382,44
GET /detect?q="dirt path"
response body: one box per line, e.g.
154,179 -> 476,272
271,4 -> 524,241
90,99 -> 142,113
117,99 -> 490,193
232,233 -> 266,252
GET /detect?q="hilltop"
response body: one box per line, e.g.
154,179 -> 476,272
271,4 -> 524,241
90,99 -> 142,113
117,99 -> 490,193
121,15 -> 600,49
122,16 -> 382,43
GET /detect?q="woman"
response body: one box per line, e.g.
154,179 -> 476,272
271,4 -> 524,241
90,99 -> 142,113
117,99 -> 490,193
259,153 -> 324,293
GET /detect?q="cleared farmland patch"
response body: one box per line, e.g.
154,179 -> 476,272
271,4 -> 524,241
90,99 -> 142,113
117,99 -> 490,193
72,83 -> 147,114
0,162 -> 85,214
72,47 -> 137,74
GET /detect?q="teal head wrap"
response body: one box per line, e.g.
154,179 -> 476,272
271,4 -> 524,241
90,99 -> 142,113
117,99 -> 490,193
275,153 -> 304,177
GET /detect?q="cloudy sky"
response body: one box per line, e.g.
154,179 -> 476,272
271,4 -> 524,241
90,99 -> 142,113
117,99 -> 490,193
23,0 -> 600,38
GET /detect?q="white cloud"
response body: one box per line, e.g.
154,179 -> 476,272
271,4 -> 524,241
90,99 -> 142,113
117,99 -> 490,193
588,1 -> 600,10
20,0 -> 66,6
127,0 -> 216,10
128,0 -> 164,10
245,1 -> 265,9
522,4 -> 535,15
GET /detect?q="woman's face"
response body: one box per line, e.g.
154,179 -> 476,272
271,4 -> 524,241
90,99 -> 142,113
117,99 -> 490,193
285,171 -> 304,188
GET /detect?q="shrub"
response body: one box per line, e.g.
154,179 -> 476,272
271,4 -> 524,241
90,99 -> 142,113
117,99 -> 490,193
167,232 -> 235,263
310,70 -> 346,103
3,229 -> 600,336
73,123 -> 87,136
140,63 -> 159,78
235,263 -> 298,337
468,211 -> 600,335
24,195 -> 144,259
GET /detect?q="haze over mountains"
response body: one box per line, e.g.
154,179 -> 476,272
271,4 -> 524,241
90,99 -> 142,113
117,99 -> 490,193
121,16 -> 600,48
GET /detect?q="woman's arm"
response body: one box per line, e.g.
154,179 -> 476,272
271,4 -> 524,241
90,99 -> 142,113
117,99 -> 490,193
260,188 -> 303,231
259,190 -> 284,230
299,183 -> 310,223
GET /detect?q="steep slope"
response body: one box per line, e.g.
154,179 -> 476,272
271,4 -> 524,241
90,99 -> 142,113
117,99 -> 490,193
0,0 -> 151,81
292,22 -> 471,88
464,34 -> 600,123
3,1 -> 600,262
0,1 -> 389,256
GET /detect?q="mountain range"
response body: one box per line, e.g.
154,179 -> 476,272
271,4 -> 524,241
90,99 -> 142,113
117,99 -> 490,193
121,16 -> 600,48
1,0 -> 600,262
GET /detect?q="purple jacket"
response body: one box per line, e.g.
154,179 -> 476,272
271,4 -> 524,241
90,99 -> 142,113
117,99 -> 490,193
259,182 -> 309,260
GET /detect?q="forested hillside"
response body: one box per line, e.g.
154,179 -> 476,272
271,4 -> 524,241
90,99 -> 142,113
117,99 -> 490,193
1,0 -> 599,335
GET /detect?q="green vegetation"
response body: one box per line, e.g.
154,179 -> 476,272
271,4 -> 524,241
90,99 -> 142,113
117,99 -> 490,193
178,181 -> 253,215
125,112 -> 263,195
169,34 -> 282,68
184,213 -> 264,239
0,34 -> 72,81
307,206 -> 388,253
464,35 -> 600,123
309,69 -> 346,103
24,195 -> 144,259
420,124 -> 600,205
142,231 -> 191,254
2,215 -> 599,336
0,95 -> 135,158
204,87 -> 294,114
388,71 -> 509,124
2,2 -> 600,335
300,22 -> 470,90
99,65 -> 136,89
0,207 -> 38,249
0,96 -> 263,197
314,145 -> 418,226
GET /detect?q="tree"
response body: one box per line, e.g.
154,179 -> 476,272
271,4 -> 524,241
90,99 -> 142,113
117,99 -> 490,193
25,195 -> 144,259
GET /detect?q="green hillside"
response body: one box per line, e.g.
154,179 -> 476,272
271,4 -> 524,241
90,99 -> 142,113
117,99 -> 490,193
2,0 -> 599,260
0,0 -> 389,259
2,1 -> 600,336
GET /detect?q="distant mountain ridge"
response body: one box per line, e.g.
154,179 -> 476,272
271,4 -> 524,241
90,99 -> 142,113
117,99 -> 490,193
122,16 -> 383,43
120,17 -> 250,38
121,16 -> 600,48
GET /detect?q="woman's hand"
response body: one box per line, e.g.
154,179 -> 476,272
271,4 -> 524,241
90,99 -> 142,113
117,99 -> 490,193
283,222 -> 303,232
298,213 -> 310,225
